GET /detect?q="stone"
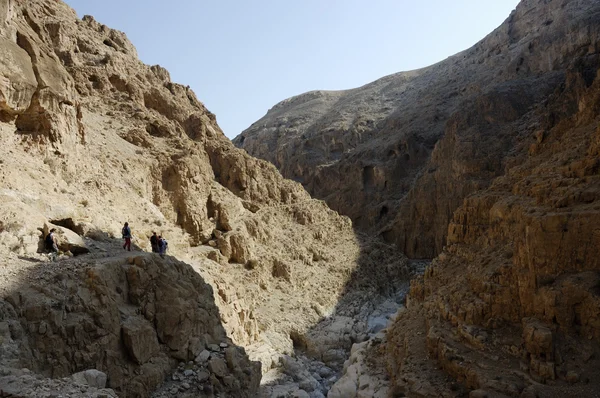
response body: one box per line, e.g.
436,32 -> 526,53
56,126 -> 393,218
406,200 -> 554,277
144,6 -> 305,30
291,390 -> 310,398
38,321 -> 47,335
121,316 -> 159,365
208,357 -> 228,378
195,350 -> 211,364
197,371 -> 210,382
565,371 -> 579,384
520,386 -> 538,398
318,367 -> 332,378
187,337 -> 203,358
327,375 -> 357,398
44,224 -> 90,255
523,318 -> 554,360
71,369 -> 107,389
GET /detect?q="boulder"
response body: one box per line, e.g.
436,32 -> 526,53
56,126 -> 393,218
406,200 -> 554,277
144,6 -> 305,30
71,369 -> 107,389
43,223 -> 89,255
121,316 -> 160,364
208,357 -> 228,378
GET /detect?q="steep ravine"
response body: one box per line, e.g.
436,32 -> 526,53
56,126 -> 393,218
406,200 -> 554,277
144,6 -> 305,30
385,53 -> 600,396
1,0 -> 599,397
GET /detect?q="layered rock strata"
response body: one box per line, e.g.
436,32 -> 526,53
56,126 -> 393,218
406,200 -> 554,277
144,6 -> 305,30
236,0 -> 600,395
0,253 -> 260,397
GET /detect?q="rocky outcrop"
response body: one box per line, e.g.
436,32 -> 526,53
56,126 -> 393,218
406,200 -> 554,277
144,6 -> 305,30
0,367 -> 118,398
0,254 -> 260,397
384,45 -> 600,396
235,0 -> 600,259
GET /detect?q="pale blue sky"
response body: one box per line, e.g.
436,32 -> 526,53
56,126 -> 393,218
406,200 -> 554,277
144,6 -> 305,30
64,1 -> 520,139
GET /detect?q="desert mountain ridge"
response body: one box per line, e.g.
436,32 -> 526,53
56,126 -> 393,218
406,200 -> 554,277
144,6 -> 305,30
0,0 -> 599,397
235,0 -> 599,258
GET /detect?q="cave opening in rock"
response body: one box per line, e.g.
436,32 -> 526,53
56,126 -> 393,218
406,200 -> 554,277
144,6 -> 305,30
289,330 -> 307,350
379,206 -> 389,219
362,165 -> 375,188
50,218 -> 84,235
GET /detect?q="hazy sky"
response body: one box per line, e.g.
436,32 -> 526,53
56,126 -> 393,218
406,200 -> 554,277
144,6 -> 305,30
64,1 -> 520,139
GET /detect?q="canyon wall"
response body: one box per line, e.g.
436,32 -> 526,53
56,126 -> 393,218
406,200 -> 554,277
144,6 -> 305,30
235,0 -> 600,259
385,50 -> 600,397
235,0 -> 600,395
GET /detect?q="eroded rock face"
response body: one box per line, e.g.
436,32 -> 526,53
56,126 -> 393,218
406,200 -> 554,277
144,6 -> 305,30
384,51 -> 600,396
236,0 -> 600,394
0,0 -> 411,396
235,0 -> 600,259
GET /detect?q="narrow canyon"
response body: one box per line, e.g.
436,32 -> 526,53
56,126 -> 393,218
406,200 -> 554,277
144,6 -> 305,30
1,0 -> 599,397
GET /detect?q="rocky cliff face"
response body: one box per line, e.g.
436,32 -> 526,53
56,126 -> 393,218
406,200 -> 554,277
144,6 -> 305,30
385,49 -> 600,397
0,0 -> 410,396
235,0 -> 600,259
0,254 -> 260,397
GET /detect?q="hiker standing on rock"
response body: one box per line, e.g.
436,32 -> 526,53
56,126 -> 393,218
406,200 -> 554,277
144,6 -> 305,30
158,235 -> 168,257
122,222 -> 132,251
45,228 -> 58,261
150,231 -> 158,253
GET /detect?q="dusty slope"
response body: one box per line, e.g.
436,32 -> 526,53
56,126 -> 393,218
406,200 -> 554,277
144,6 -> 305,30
0,0 -> 411,396
235,0 -> 600,258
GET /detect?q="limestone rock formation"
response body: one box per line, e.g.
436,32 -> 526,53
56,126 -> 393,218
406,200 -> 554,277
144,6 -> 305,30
0,0 -> 410,396
384,51 -> 600,396
235,0 -> 600,259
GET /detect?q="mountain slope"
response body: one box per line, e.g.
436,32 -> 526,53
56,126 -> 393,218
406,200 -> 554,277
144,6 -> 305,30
0,1 -> 410,396
235,0 -> 600,258
386,49 -> 600,397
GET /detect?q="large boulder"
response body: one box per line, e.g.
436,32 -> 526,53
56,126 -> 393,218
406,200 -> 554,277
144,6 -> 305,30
43,223 -> 89,255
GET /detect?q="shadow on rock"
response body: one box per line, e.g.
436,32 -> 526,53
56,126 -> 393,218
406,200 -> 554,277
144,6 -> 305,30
0,231 -> 261,398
